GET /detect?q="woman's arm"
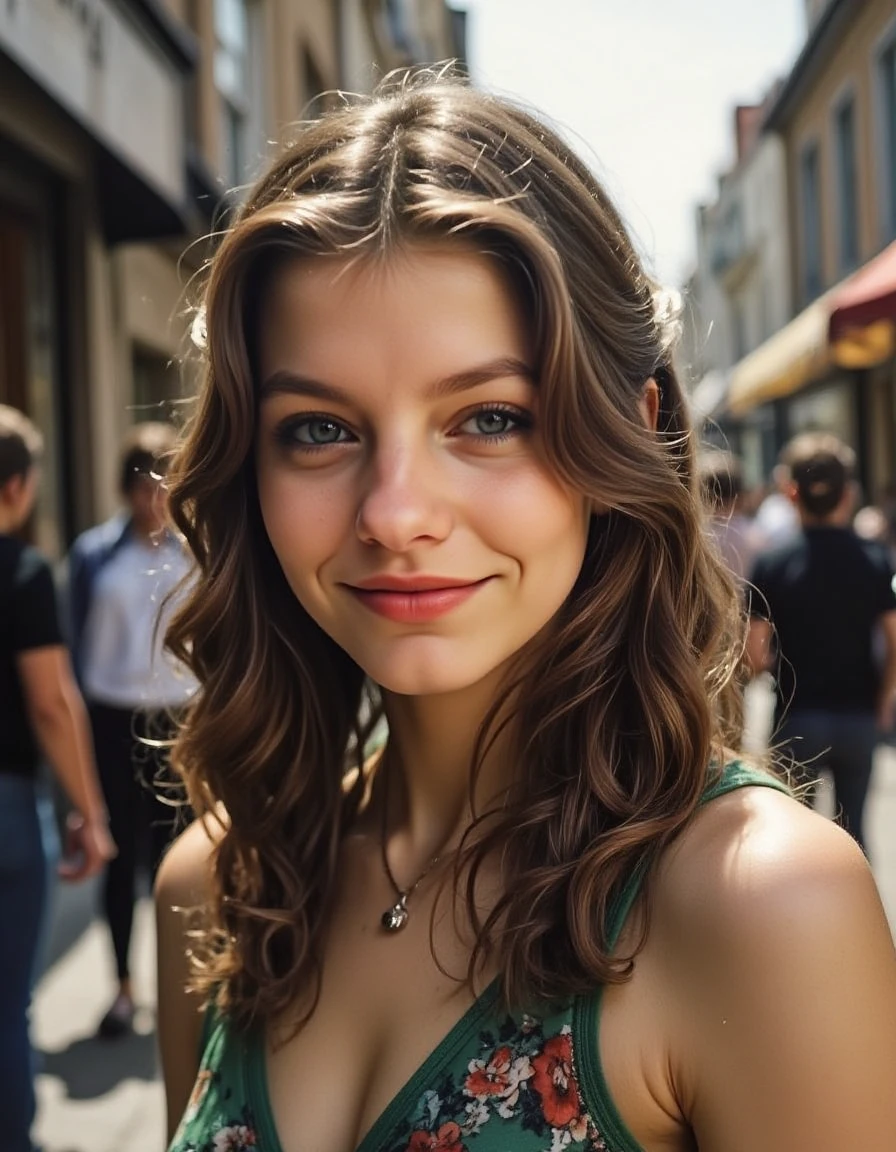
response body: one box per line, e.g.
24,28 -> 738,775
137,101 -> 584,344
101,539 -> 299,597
155,815 -> 222,1143
664,790 -> 896,1150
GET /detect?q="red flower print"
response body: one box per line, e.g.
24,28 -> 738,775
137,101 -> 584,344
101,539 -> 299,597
464,1044 -> 533,1118
407,1121 -> 465,1152
531,1032 -> 583,1130
464,1045 -> 514,1097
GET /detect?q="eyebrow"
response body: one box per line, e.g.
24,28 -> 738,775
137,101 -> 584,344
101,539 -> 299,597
257,356 -> 536,405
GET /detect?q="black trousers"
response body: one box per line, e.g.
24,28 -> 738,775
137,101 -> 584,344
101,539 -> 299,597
89,702 -> 187,981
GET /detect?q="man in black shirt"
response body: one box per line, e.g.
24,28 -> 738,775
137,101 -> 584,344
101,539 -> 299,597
0,404 -> 113,1151
747,433 -> 896,853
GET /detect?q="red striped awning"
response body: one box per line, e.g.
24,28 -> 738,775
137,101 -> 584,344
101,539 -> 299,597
829,240 -> 896,368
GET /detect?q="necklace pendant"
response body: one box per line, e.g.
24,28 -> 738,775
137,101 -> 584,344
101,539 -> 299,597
381,895 -> 409,933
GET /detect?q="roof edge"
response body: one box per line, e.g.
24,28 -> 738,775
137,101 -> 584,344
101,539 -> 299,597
763,0 -> 864,131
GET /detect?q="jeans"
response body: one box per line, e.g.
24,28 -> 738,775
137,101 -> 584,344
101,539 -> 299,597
778,709 -> 877,853
0,773 -> 47,1152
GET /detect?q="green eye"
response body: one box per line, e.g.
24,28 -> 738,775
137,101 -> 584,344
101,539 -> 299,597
474,411 -> 514,435
276,416 -> 354,448
455,406 -> 532,439
298,418 -> 346,444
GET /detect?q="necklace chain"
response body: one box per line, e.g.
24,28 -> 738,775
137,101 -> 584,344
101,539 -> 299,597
379,760 -> 441,933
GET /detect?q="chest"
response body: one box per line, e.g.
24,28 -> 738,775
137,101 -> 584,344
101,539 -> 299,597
176,853 -> 690,1152
265,870 -> 494,1152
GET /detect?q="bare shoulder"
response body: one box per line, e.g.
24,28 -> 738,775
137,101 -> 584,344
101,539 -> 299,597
155,806 -> 227,913
155,807 -> 228,1141
654,782 -> 880,942
646,783 -> 896,1150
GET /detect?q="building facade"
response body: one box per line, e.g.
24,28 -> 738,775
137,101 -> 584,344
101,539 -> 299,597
723,0 -> 896,499
681,95 -> 791,487
0,0 -> 202,555
0,0 -> 463,553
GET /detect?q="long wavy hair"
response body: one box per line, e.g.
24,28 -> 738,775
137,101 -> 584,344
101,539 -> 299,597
166,67 -> 746,1028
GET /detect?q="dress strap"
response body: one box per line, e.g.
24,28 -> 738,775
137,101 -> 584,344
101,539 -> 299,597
574,759 -> 791,1152
604,759 -> 788,950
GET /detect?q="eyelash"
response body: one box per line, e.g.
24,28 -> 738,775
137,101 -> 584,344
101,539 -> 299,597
273,403 -> 534,452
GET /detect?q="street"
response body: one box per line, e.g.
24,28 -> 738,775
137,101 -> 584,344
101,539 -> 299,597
31,714 -> 896,1151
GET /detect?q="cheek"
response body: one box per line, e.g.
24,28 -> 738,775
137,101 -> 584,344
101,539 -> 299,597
256,469 -> 348,586
473,464 -> 588,568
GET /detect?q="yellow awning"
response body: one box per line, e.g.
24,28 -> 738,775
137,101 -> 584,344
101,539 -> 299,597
727,293 -> 833,416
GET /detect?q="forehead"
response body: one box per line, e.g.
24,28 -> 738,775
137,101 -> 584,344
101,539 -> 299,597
256,242 -> 533,383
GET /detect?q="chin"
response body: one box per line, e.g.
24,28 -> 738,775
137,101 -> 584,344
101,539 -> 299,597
348,641 -> 508,700
362,663 -> 489,698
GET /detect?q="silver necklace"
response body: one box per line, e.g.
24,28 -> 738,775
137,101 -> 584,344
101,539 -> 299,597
379,767 -> 441,933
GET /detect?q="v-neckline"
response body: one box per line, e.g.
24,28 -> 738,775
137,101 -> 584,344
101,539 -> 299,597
246,976 -> 502,1152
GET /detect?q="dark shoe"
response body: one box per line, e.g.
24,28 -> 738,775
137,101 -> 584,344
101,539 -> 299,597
97,992 -> 135,1039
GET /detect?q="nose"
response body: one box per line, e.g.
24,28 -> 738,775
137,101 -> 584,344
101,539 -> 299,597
355,439 -> 452,552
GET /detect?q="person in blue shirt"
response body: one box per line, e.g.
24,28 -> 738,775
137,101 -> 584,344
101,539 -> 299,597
67,422 -> 196,1039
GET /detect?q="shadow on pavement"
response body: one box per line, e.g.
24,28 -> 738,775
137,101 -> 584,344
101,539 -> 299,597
38,1027 -> 159,1099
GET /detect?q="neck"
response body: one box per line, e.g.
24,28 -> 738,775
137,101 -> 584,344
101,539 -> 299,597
130,517 -> 164,540
800,511 -> 848,528
380,668 -> 517,862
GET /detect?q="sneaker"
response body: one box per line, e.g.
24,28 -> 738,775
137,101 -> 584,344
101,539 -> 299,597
97,992 -> 135,1039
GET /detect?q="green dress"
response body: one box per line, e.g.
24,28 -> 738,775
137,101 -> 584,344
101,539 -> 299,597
169,762 -> 788,1152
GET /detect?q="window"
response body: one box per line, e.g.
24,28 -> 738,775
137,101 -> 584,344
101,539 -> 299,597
301,45 -> 327,115
799,143 -> 823,302
385,0 -> 413,56
879,35 -> 896,241
833,97 -> 859,273
215,0 -> 250,188
732,297 -> 748,362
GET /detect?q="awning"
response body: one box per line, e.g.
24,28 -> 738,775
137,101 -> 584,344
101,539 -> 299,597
727,293 -> 833,416
829,240 -> 896,369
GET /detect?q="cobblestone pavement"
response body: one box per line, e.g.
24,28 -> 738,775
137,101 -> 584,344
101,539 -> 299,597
30,684 -> 896,1151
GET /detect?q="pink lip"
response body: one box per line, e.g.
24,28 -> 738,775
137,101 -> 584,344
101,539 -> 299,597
344,576 -> 491,622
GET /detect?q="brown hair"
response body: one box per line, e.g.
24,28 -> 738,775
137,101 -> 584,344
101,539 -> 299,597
167,68 -> 746,1026
0,404 -> 43,486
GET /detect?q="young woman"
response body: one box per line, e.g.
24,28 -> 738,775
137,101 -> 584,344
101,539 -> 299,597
156,71 -> 896,1152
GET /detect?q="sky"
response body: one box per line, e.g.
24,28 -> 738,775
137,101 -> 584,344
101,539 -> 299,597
458,0 -> 806,285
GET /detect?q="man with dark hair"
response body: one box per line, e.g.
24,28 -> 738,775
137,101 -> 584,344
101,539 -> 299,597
747,432 -> 896,852
0,404 -> 114,1151
67,421 -> 196,1038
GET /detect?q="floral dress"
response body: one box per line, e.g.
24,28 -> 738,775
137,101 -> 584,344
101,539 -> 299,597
169,762 -> 788,1152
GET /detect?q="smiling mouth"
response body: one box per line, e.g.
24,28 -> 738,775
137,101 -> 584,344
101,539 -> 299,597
343,578 -> 492,623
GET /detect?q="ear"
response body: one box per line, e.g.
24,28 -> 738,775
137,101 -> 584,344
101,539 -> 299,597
639,377 -> 660,432
0,474 -> 23,508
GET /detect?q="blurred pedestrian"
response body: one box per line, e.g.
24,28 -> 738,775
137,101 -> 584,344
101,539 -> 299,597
747,432 -> 896,851
154,72 -> 896,1152
754,456 -> 800,549
698,449 -> 762,582
68,422 -> 196,1039
0,404 -> 115,1152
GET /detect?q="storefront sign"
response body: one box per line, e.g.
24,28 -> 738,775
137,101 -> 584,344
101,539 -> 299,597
0,0 -> 185,207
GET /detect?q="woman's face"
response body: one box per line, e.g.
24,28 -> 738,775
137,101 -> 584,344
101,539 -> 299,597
255,243 -> 590,697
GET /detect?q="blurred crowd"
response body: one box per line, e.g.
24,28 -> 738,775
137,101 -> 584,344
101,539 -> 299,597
700,444 -> 896,583
701,432 -> 896,857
